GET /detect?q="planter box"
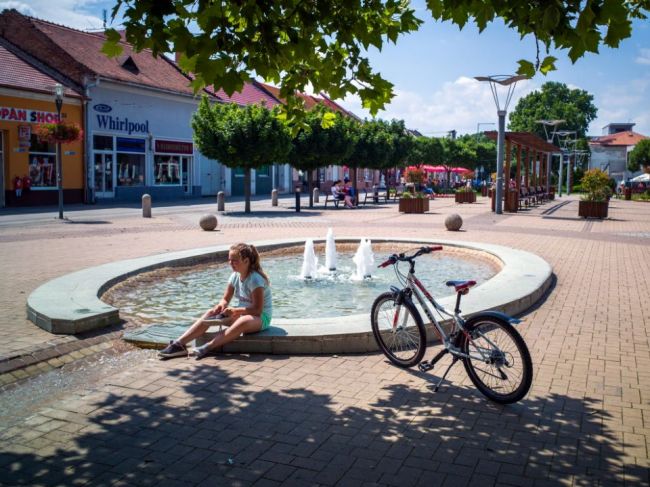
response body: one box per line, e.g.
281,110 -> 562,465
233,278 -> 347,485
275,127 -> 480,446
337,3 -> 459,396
578,200 -> 608,219
481,186 -> 488,197
399,197 -> 429,213
455,191 -> 476,204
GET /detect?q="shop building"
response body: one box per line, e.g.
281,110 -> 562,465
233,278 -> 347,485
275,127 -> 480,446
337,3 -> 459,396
0,10 -> 222,203
0,39 -> 84,207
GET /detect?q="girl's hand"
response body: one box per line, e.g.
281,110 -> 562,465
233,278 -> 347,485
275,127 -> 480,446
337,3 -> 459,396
222,307 -> 236,317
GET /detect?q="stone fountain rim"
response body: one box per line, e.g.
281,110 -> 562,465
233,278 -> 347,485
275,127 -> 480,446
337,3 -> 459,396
26,237 -> 553,348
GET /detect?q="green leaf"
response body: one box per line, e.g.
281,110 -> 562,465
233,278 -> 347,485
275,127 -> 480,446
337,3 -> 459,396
539,56 -> 557,75
101,29 -> 123,58
542,6 -> 560,31
516,60 -> 536,78
321,112 -> 336,129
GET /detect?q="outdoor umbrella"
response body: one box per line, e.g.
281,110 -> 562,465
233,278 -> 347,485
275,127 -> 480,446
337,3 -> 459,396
451,167 -> 472,174
630,173 -> 650,183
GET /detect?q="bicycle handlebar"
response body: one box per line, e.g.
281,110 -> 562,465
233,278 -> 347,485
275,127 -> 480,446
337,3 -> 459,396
378,246 -> 443,268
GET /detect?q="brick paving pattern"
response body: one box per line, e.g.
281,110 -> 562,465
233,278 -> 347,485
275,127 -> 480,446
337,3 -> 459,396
1,194 -> 649,486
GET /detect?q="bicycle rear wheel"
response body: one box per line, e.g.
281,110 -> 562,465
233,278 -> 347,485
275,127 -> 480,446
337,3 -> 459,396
461,316 -> 533,404
371,291 -> 426,367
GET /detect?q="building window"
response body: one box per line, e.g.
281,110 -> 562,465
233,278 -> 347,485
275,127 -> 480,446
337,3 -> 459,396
234,167 -> 245,177
116,137 -> 145,187
93,135 -> 113,151
154,155 -> 181,185
28,135 -> 57,188
258,165 -> 271,177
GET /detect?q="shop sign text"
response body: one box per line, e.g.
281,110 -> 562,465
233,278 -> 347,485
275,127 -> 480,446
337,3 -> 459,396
0,107 -> 60,123
97,115 -> 149,135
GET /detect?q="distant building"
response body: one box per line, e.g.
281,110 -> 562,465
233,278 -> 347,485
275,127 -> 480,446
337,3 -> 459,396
589,125 -> 649,182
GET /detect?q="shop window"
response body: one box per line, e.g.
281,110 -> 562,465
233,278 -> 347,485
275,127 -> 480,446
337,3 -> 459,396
93,135 -> 113,151
234,167 -> 245,177
28,134 -> 57,188
117,153 -> 145,186
154,155 -> 181,185
258,165 -> 270,177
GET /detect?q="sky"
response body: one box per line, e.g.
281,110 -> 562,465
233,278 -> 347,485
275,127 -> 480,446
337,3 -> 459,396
4,0 -> 650,137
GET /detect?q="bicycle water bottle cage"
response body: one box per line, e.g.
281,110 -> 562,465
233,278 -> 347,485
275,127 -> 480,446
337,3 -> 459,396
445,280 -> 477,294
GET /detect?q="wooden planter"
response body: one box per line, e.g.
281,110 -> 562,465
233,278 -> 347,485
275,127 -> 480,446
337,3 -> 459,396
578,200 -> 608,219
481,186 -> 488,197
455,191 -> 476,204
399,198 -> 429,213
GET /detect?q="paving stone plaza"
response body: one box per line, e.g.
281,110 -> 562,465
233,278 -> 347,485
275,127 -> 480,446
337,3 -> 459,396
1,194 -> 649,486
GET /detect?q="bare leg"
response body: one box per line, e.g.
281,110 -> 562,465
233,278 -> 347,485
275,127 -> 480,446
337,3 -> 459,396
177,309 -> 235,345
203,315 -> 262,352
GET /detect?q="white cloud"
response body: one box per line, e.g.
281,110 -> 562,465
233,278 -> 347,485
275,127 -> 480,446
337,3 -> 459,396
339,76 -> 536,136
0,0 -> 105,30
636,48 -> 650,65
591,78 -> 650,135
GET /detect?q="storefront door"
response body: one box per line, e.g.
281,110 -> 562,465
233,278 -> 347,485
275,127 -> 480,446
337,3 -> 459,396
181,156 -> 192,195
0,131 -> 4,208
94,152 -> 115,198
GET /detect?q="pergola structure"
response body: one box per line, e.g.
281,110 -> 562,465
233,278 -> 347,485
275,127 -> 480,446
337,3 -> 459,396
485,131 -> 560,212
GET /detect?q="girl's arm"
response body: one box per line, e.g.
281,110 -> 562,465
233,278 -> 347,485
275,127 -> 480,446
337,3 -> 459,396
210,284 -> 235,315
225,287 -> 264,318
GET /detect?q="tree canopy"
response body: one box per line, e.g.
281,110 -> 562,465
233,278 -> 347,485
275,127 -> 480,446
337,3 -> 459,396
192,98 -> 291,213
105,1 -> 649,124
508,82 -> 598,139
628,139 -> 650,172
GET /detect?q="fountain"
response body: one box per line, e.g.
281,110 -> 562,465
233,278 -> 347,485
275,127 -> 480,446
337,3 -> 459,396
352,238 -> 375,280
325,228 -> 337,271
300,238 -> 319,279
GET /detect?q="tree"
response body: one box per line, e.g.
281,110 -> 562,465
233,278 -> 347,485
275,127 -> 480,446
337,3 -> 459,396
105,1 -> 649,124
192,98 -> 291,213
628,139 -> 650,172
508,82 -> 597,139
408,136 -> 444,166
288,108 -> 356,207
381,120 -> 415,182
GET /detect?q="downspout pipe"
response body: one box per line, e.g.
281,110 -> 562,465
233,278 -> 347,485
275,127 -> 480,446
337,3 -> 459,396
83,75 -> 100,203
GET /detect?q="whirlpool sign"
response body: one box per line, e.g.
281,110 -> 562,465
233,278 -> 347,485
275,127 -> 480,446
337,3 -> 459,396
93,104 -> 149,135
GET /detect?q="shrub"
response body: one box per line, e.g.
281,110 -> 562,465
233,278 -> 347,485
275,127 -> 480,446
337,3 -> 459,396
404,167 -> 425,185
580,169 -> 612,202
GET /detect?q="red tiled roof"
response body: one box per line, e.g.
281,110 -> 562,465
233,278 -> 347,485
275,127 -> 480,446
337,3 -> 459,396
0,42 -> 81,97
254,81 -> 355,117
589,131 -> 648,147
0,10 -> 211,98
214,82 -> 280,107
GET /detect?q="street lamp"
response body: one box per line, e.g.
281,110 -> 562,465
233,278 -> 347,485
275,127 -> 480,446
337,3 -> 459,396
556,130 -> 577,196
536,119 -> 565,196
53,83 -> 64,219
475,74 -> 527,214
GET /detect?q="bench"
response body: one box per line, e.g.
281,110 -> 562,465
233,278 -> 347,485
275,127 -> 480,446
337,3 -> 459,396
324,192 -> 342,208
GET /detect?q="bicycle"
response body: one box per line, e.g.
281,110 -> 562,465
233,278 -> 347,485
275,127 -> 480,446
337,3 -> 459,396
370,246 -> 533,404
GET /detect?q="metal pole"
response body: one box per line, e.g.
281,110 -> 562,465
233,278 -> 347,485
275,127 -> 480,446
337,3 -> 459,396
546,152 -> 552,196
566,149 -> 572,196
495,110 -> 506,214
55,101 -> 64,220
558,152 -> 564,197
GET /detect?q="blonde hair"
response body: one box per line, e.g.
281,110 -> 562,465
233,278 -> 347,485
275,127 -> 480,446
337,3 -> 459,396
230,243 -> 270,284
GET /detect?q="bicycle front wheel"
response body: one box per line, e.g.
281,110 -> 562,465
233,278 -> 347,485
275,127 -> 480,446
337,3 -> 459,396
461,316 -> 533,404
371,291 -> 426,368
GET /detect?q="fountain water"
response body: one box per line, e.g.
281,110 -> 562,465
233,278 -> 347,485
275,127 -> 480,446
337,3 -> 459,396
325,228 -> 337,271
352,238 -> 375,280
300,238 -> 319,279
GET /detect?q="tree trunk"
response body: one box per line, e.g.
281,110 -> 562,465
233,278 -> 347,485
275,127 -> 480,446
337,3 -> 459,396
308,169 -> 314,208
244,167 -> 251,213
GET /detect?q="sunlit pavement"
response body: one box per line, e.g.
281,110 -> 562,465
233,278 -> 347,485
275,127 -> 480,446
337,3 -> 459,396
1,194 -> 649,486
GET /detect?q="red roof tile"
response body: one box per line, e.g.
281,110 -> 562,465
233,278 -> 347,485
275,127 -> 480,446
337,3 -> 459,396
254,81 -> 356,118
0,10 -> 212,98
589,131 -> 649,147
214,82 -> 280,107
0,42 -> 81,97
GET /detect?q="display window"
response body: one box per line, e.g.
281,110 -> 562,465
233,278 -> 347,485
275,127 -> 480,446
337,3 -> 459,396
116,137 -> 145,187
28,134 -> 57,189
154,155 -> 181,185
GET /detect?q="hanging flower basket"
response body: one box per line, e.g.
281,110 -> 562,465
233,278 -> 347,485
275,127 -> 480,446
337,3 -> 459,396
35,122 -> 83,145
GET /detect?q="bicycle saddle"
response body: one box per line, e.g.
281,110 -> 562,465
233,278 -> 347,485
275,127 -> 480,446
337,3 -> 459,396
445,280 -> 477,293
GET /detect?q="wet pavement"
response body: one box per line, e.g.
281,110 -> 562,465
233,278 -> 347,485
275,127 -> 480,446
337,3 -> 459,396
1,194 -> 649,486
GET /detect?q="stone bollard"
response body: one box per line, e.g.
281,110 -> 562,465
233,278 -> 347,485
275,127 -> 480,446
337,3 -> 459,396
313,187 -> 320,204
217,191 -> 225,212
295,188 -> 301,212
445,213 -> 463,231
271,189 -> 278,206
142,194 -> 151,218
199,214 -> 218,231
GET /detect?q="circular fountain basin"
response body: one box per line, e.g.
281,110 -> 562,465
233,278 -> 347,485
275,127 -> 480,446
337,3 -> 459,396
27,238 -> 553,354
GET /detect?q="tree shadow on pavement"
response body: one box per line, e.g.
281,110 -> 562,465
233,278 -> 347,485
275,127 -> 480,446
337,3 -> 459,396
0,354 -> 645,486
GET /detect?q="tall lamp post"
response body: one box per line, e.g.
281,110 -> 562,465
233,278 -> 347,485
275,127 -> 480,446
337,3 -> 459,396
475,74 -> 527,214
557,130 -> 577,196
53,83 -> 64,220
536,119 -> 564,197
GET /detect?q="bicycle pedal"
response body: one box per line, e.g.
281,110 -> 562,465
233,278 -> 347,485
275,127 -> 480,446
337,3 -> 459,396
418,361 -> 433,372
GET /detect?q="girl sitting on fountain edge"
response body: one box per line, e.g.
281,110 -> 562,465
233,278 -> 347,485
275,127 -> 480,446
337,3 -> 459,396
158,243 -> 272,360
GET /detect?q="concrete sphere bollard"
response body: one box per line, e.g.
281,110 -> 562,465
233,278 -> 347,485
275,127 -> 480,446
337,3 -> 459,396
217,191 -> 225,212
271,189 -> 278,206
313,187 -> 320,204
199,214 -> 218,231
445,213 -> 463,231
142,194 -> 151,218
